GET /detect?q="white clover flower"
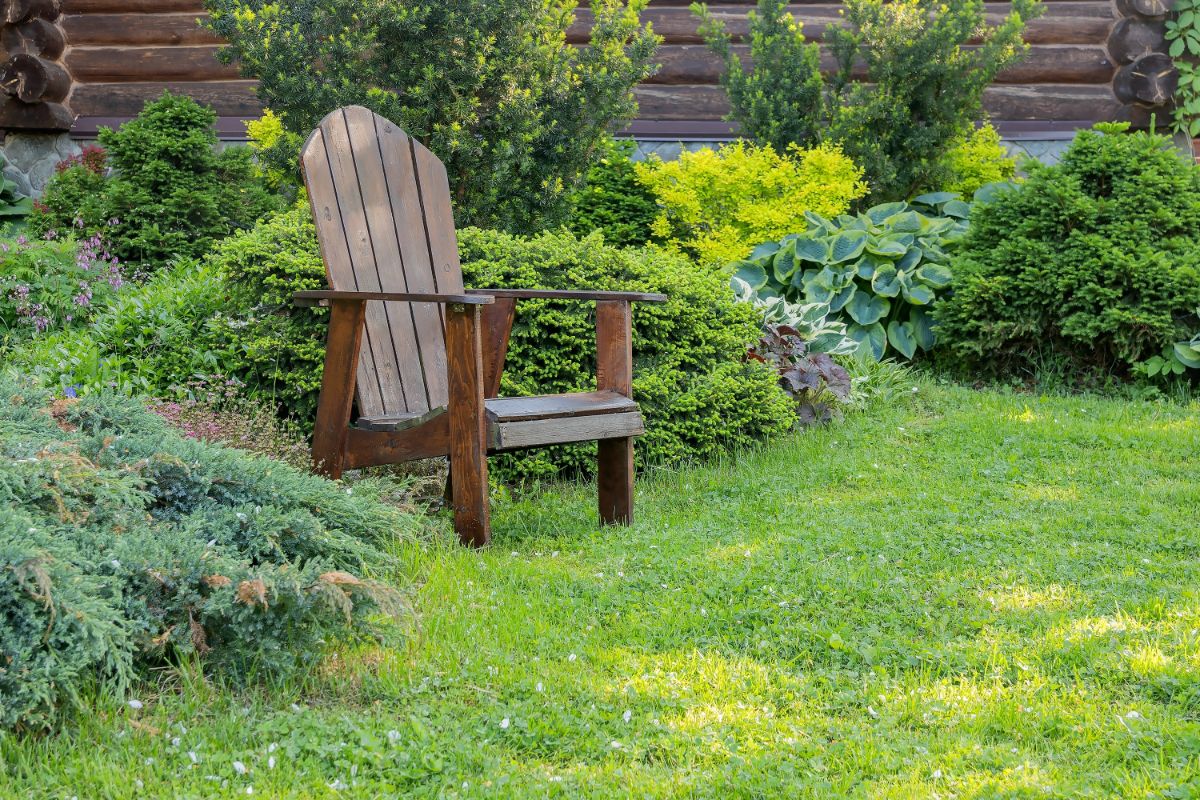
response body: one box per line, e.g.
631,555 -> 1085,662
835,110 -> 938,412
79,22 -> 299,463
622,710 -> 632,723
127,699 -> 143,710
500,718 -> 510,729
233,761 -> 247,775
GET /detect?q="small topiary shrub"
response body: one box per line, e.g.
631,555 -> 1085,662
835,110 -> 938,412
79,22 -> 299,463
459,228 -> 793,480
934,124 -> 1200,377
567,138 -> 658,248
29,92 -> 282,273
637,140 -> 868,267
0,378 -> 424,732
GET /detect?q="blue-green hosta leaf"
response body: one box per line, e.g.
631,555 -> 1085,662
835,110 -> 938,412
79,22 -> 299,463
855,253 -> 893,280
846,291 -> 890,325
910,308 -> 936,351
887,320 -> 918,359
848,322 -> 887,361
794,235 -> 829,264
772,243 -> 797,284
901,282 -> 935,306
912,191 -> 959,206
795,267 -> 820,290
828,283 -> 857,313
889,211 -> 923,233
919,215 -> 954,236
750,241 -> 780,260
804,210 -> 835,233
828,263 -> 858,287
866,202 -> 909,225
897,245 -> 923,272
830,229 -> 868,263
942,199 -> 972,219
1175,341 -> 1200,368
871,264 -> 902,297
922,243 -> 950,264
866,239 -> 907,258
973,181 -> 1018,205
732,262 -> 768,290
805,281 -> 835,305
916,263 -> 953,288
0,197 -> 32,216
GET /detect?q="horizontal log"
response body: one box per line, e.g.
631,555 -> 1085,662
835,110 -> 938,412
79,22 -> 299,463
2,52 -> 69,101
1,17 -> 65,58
65,45 -> 238,81
646,43 -> 1114,86
62,12 -> 219,46
570,2 -> 1113,46
0,95 -> 70,129
632,83 -> 1129,122
67,79 -> 261,116
62,0 -> 201,11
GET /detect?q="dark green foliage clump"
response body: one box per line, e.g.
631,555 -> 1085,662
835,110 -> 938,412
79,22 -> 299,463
205,0 -> 659,234
567,138 -> 658,248
459,228 -> 793,481
934,125 -> 1200,377
0,378 -> 421,732
693,0 -> 1040,202
29,92 -> 282,272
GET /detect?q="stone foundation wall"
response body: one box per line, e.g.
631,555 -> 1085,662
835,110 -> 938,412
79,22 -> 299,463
629,138 -> 1076,165
0,132 -> 81,198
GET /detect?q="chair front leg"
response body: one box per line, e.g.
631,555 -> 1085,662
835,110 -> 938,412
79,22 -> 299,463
312,298 -> 366,480
596,300 -> 634,525
446,302 -> 491,547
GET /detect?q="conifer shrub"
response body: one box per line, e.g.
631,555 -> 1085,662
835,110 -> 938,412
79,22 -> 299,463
29,92 -> 282,273
0,378 -> 423,732
567,138 -> 658,248
934,125 -> 1200,377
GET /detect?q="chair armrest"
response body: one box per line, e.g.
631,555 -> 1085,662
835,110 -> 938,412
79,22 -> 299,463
295,290 -> 494,307
466,288 -> 667,303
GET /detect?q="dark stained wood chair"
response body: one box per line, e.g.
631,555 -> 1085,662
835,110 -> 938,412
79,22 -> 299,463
295,106 -> 666,547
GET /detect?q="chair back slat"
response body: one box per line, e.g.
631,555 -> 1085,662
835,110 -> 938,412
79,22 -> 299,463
301,106 -> 462,418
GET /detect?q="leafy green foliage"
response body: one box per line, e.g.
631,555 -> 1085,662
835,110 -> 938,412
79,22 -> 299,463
938,123 -> 1021,197
28,92 -> 282,273
694,0 -> 1040,202
0,233 -> 124,349
567,138 -> 658,248
0,152 -> 33,232
205,0 -> 659,234
0,378 -> 422,732
730,276 -> 857,355
636,141 -> 867,266
459,228 -> 793,480
732,196 -> 966,360
1167,0 -> 1200,137
935,125 -> 1200,377
692,0 -> 824,152
747,323 -> 852,425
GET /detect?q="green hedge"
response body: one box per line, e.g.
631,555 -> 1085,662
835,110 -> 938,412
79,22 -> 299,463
934,125 -> 1200,376
459,228 -> 793,480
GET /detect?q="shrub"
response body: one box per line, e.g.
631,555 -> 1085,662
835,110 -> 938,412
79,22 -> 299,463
938,123 -> 1020,197
694,0 -> 1039,202
0,378 -> 423,732
637,140 -> 868,266
731,195 -> 966,360
460,228 -> 793,479
0,152 -> 33,233
693,0 -> 824,152
29,92 -> 282,273
205,0 -> 659,234
934,125 -> 1200,377
0,233 -> 124,348
567,138 -> 658,248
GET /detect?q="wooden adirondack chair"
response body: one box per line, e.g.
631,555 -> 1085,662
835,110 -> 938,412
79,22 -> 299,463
295,106 -> 666,547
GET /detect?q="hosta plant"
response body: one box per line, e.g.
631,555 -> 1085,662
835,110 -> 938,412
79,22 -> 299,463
731,194 -> 966,360
748,324 -> 853,425
731,275 -> 857,355
1138,312 -> 1200,378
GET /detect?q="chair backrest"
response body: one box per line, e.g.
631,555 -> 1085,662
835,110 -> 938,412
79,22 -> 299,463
301,106 -> 463,420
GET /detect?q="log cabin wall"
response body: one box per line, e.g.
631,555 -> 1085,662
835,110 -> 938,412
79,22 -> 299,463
0,1 -> 1181,147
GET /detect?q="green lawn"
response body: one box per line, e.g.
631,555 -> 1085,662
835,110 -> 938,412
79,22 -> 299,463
3,384 -> 1200,798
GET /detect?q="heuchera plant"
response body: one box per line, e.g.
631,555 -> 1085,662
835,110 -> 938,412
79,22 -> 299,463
748,324 -> 852,426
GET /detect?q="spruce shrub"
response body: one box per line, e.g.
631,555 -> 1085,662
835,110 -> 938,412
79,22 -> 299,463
567,138 -> 658,248
934,125 -> 1200,377
29,92 -> 282,273
0,378 -> 423,732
